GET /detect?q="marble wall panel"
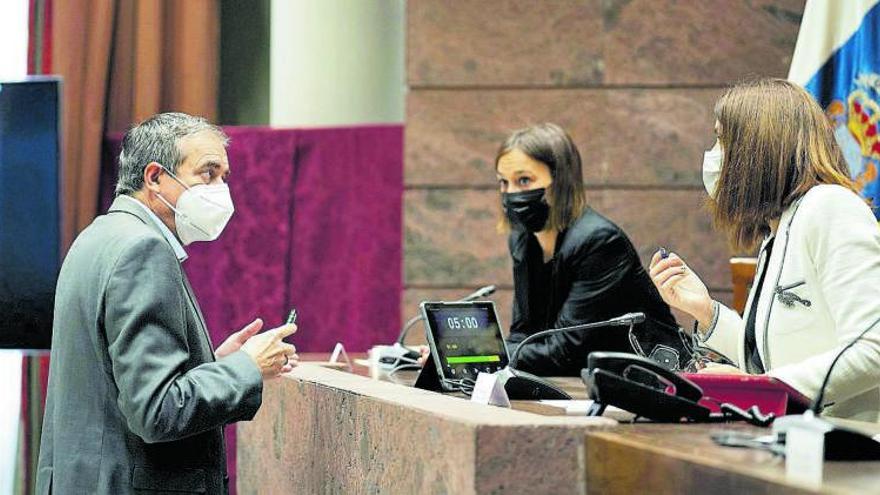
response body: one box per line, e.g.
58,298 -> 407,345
408,0 -> 804,87
404,189 -> 512,287
406,90 -> 606,187
603,0 -> 804,85
406,88 -> 722,187
408,0 -> 603,87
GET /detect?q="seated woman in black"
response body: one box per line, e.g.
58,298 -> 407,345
498,123 -> 677,376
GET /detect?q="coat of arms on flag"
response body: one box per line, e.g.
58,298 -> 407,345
828,75 -> 880,193
789,0 -> 880,216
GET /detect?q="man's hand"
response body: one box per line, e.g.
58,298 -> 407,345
215,319 -> 264,359
239,321 -> 299,379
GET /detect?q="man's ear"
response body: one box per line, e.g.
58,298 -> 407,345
143,162 -> 163,192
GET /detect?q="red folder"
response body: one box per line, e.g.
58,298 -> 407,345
681,373 -> 812,416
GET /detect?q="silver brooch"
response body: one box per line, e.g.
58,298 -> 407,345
775,284 -> 812,308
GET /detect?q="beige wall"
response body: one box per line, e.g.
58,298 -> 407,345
403,0 -> 806,335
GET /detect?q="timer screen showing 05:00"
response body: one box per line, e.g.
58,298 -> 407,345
430,306 -> 507,377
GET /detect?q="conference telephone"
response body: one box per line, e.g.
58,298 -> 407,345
583,352 -> 711,421
583,352 -> 789,426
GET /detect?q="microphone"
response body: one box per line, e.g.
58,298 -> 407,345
607,312 -> 646,326
395,284 -> 497,345
459,284 -> 497,302
509,312 -> 645,368
495,312 -> 646,400
770,314 -> 880,462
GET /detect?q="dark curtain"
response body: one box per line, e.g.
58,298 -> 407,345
106,0 -> 219,132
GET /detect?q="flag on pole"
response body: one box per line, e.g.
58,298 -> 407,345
789,0 -> 880,215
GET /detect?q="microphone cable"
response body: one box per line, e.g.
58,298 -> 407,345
812,314 -> 880,415
509,312 -> 645,368
441,377 -> 476,396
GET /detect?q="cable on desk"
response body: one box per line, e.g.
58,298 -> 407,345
442,377 -> 477,397
388,362 -> 422,379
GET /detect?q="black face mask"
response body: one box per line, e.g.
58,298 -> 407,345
502,188 -> 550,232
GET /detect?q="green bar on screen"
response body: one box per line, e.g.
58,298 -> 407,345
446,355 -> 501,364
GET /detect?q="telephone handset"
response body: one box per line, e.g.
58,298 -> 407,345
582,352 -> 711,422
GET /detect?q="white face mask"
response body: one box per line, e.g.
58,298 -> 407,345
702,143 -> 723,199
155,166 -> 235,245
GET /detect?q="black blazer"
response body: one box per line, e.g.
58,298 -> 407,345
508,207 -> 677,376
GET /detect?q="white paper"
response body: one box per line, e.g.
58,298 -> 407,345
470,372 -> 511,408
539,400 -> 595,415
538,400 -> 626,416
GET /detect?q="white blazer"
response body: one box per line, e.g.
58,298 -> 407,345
701,184 -> 880,422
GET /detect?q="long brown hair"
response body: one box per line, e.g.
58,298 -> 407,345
711,78 -> 857,251
495,123 -> 587,232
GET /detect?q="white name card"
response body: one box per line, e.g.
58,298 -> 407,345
783,413 -> 832,487
329,342 -> 353,372
470,372 -> 511,408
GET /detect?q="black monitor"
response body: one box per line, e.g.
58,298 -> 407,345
0,77 -> 61,350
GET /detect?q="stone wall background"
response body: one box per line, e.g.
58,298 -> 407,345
403,0 -> 805,335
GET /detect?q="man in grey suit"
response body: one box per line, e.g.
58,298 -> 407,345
37,113 -> 298,494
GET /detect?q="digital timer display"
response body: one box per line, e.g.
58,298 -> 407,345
424,303 -> 508,379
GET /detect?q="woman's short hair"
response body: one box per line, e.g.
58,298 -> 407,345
712,78 -> 857,251
495,123 -> 587,232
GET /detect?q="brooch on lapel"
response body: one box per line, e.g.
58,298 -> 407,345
774,282 -> 812,308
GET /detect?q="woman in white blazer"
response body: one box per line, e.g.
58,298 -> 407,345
650,78 -> 880,422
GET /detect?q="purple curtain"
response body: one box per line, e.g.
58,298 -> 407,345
101,125 -> 403,491
102,125 -> 403,351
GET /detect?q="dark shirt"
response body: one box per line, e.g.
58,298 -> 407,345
524,235 -> 556,331
744,238 -> 775,374
507,207 -> 678,376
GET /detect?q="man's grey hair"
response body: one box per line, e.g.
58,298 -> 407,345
115,112 -> 229,196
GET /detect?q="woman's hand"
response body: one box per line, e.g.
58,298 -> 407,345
416,345 -> 430,366
649,250 -> 714,327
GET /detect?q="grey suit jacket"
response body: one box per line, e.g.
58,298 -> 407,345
37,196 -> 263,494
